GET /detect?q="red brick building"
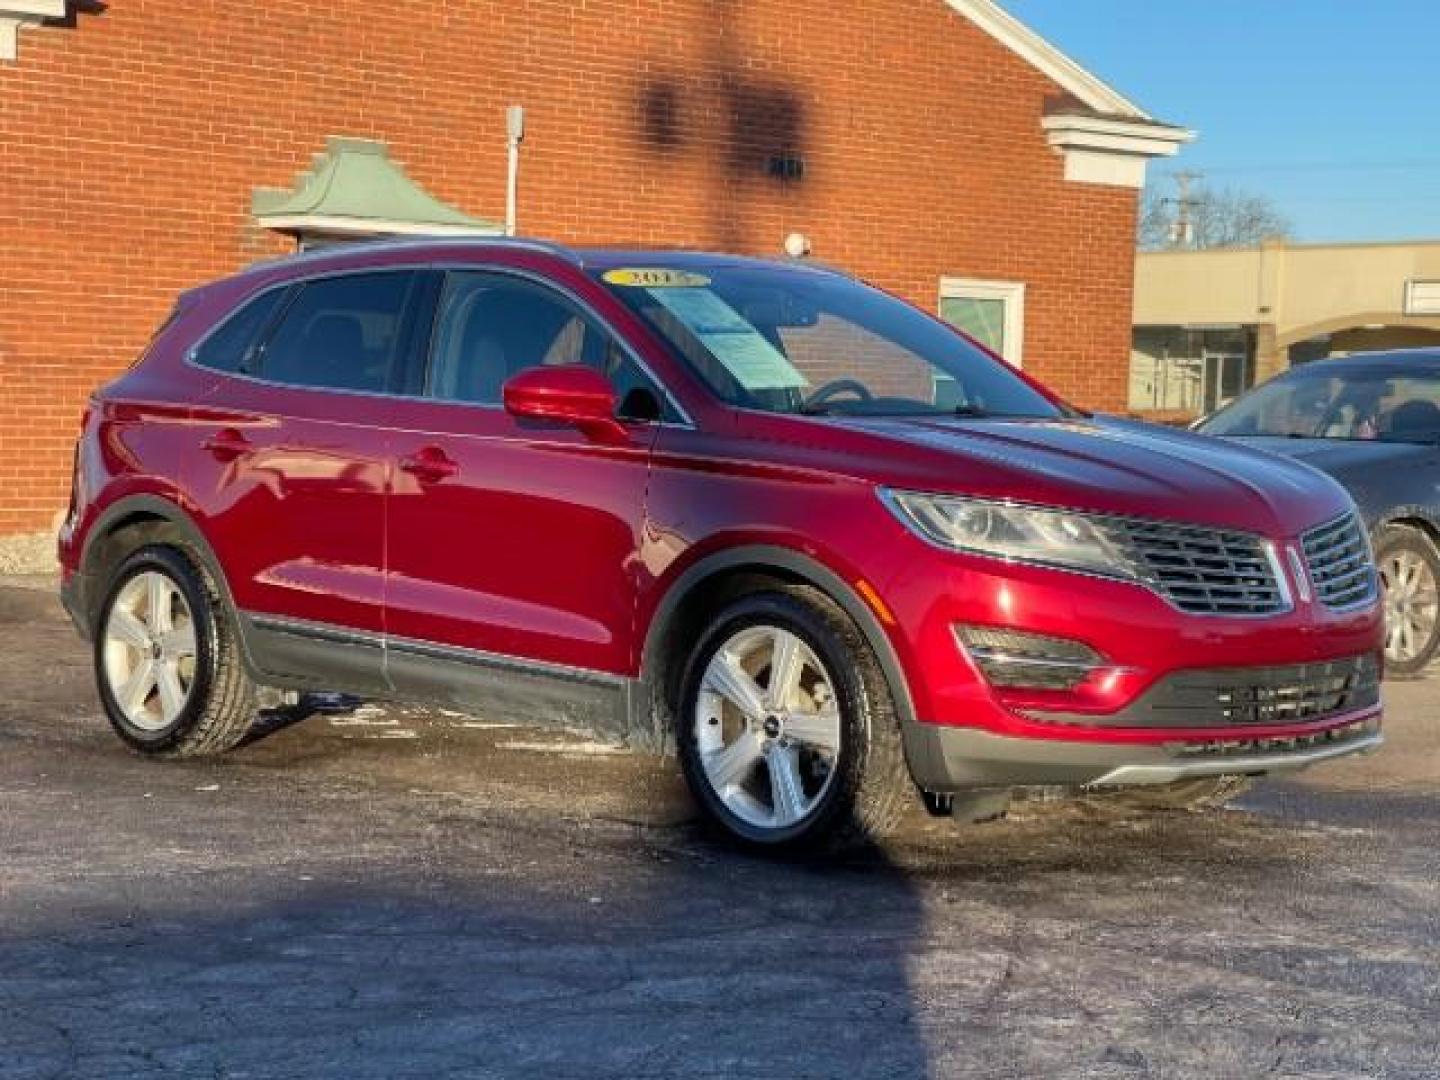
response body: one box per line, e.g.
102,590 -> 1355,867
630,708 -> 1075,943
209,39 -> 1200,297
0,0 -> 1188,542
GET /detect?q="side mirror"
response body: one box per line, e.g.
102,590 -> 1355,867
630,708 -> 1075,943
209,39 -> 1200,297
502,365 -> 629,444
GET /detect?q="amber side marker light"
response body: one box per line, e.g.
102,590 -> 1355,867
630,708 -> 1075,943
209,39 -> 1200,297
853,578 -> 898,626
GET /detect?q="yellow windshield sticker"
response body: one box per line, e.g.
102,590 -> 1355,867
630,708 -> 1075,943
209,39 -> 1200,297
602,268 -> 712,288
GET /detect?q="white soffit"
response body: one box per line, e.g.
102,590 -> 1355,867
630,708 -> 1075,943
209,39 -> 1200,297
0,1 -> 66,62
1042,114 -> 1195,189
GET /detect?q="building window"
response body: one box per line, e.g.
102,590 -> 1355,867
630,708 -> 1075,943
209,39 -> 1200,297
1130,325 -> 1255,416
938,278 -> 1026,366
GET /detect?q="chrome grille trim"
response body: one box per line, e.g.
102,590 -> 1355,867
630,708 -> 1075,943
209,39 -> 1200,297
1099,519 -> 1290,616
1302,513 -> 1378,610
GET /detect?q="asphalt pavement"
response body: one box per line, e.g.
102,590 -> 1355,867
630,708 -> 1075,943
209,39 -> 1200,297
1,577 -> 1437,1079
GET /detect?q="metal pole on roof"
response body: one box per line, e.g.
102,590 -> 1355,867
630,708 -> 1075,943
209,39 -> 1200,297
506,106 -> 525,237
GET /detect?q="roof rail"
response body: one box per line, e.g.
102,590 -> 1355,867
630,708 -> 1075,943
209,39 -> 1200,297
255,235 -> 584,269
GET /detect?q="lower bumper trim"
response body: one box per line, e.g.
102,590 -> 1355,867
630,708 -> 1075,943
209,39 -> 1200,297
1087,732 -> 1383,787
903,711 -> 1382,792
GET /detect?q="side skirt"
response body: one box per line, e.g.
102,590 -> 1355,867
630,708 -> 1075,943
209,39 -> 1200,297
240,612 -> 638,744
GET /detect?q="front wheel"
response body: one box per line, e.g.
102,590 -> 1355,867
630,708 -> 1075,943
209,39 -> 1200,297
95,545 -> 257,756
1376,524 -> 1440,678
675,587 -> 909,851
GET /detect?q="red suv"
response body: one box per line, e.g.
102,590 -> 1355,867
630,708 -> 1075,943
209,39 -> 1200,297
60,240 -> 1384,848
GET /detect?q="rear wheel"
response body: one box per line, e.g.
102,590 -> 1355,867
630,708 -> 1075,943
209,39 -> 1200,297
675,587 -> 909,851
1376,524 -> 1440,677
95,545 -> 256,756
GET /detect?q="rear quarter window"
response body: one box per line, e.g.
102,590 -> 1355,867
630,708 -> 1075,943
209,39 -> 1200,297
192,288 -> 288,375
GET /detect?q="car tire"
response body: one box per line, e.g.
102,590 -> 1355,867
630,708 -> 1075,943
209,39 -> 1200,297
1375,524 -> 1440,678
1080,775 -> 1253,817
675,585 -> 909,851
94,544 -> 257,757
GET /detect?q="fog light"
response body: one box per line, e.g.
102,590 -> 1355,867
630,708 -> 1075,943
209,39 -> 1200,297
955,625 -> 1103,691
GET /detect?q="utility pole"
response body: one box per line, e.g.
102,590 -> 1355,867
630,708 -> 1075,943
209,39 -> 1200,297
1168,170 -> 1203,249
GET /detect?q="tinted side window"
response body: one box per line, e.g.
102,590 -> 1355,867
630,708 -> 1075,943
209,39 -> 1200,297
426,271 -> 674,420
259,271 -> 417,393
193,289 -> 286,374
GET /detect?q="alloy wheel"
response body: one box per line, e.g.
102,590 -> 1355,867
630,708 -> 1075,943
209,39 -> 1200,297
693,625 -> 842,831
101,570 -> 198,732
1382,549 -> 1439,664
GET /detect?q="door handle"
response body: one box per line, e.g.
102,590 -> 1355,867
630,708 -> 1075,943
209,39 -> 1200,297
399,446 -> 459,484
202,428 -> 251,462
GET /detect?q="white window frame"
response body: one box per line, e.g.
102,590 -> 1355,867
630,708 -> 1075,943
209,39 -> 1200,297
1404,279 -> 1440,317
939,277 -> 1026,368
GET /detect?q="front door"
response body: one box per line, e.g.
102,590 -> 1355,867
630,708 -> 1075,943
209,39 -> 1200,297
380,269 -> 666,705
1204,350 -> 1248,413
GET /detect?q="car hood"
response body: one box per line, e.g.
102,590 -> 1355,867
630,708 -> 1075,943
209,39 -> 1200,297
1222,435 -> 1430,478
832,415 -> 1353,536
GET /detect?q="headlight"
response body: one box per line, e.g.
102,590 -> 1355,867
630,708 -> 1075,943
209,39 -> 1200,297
881,490 -> 1138,581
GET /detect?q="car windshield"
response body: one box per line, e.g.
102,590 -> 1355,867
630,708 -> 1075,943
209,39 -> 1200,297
1200,364 -> 1440,444
590,263 -> 1065,418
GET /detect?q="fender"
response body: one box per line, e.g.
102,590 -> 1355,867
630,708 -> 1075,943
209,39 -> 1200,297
633,544 -> 925,768
68,494 -> 265,672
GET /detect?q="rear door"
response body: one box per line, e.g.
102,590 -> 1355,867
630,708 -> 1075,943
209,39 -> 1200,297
186,269 -> 429,693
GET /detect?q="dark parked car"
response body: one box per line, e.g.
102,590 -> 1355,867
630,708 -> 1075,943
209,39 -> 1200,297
1197,350 -> 1440,675
60,240 -> 1383,850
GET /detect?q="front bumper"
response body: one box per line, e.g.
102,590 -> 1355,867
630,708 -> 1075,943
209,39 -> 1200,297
904,708 -> 1382,792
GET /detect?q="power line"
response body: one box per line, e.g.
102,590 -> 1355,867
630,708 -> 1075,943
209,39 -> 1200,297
1159,158 -> 1440,177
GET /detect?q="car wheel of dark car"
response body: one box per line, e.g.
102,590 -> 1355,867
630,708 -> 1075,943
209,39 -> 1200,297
1375,524 -> 1440,678
95,545 -> 258,756
676,586 -> 908,850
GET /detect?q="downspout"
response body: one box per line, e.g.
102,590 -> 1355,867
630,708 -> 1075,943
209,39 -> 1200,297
506,105 -> 525,237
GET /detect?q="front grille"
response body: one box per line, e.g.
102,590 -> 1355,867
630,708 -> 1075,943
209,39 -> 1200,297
1160,655 -> 1380,726
1302,513 -> 1377,609
1101,519 -> 1287,616
1042,654 -> 1381,729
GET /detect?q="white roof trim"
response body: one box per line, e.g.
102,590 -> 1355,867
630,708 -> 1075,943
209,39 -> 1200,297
1041,115 -> 1193,190
257,214 -> 504,239
943,0 -> 1149,119
1042,114 -> 1194,156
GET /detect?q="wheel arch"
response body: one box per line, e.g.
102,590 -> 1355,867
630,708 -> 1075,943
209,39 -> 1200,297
76,495 -> 238,640
1374,508 -> 1440,550
633,545 -> 919,755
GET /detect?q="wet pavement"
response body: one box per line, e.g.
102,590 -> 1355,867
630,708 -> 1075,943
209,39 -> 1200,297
1,578 -> 1437,1078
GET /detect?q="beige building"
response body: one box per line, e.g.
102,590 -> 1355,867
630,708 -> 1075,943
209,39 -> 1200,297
1131,238 -> 1440,418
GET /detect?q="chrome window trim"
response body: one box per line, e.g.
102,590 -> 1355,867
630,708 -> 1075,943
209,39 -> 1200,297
183,261 -> 695,428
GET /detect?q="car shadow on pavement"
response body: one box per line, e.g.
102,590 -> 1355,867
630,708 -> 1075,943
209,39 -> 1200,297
5,579 -> 1439,1077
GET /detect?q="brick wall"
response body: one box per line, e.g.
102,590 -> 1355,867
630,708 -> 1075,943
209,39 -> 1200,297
0,0 -> 1140,535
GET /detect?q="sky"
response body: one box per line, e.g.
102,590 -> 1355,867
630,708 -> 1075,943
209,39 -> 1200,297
1003,1 -> 1440,243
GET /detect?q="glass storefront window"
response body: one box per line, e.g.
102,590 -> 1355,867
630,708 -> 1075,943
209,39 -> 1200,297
1129,326 -> 1255,415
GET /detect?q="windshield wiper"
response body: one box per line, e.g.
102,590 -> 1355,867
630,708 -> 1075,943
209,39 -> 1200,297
952,405 -> 992,418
